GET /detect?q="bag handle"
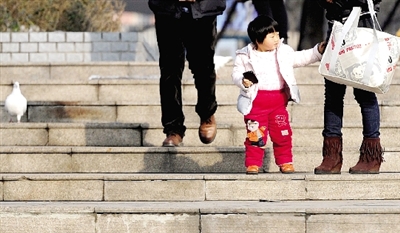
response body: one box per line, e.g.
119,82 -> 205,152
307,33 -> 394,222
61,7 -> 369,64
329,0 -> 383,83
328,7 -> 361,69
363,0 -> 381,82
366,0 -> 381,31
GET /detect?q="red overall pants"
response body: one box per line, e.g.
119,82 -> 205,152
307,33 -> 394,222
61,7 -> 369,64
244,90 -> 293,167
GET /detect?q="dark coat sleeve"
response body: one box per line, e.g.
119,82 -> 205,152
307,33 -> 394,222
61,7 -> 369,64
317,0 -> 381,21
148,0 -> 226,19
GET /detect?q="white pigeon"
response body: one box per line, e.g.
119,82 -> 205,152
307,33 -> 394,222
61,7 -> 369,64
4,82 -> 27,123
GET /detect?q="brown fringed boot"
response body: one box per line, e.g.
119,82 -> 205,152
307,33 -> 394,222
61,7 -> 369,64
314,136 -> 343,174
349,137 -> 384,174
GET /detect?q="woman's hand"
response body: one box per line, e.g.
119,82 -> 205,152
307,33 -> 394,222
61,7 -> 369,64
318,41 -> 327,54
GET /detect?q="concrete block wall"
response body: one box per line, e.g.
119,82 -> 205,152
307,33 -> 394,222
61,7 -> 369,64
0,31 -> 157,63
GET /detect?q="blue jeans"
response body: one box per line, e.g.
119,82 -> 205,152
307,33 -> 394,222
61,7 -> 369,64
323,79 -> 380,138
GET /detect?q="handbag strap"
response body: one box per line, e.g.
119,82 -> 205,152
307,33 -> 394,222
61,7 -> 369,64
328,7 -> 360,69
366,0 -> 381,31
363,0 -> 381,82
329,1 -> 384,83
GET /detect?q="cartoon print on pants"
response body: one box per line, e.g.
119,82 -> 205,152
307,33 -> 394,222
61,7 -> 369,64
275,115 -> 288,127
246,119 -> 266,147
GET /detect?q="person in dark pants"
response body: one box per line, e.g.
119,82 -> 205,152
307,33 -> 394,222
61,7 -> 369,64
314,0 -> 384,174
148,0 -> 226,147
297,0 -> 325,50
252,0 -> 288,41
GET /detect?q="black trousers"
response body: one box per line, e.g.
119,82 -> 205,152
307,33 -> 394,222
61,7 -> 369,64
297,0 -> 325,50
154,14 -> 218,137
252,0 -> 288,40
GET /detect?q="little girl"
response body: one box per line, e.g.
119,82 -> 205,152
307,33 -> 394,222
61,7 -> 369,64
232,15 -> 325,174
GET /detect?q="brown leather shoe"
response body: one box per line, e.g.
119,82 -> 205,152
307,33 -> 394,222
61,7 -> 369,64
162,134 -> 182,147
198,115 -> 217,144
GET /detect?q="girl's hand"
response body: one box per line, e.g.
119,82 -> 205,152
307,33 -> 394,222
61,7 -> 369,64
242,78 -> 253,88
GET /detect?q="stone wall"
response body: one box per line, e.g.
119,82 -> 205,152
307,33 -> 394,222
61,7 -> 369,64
0,30 -> 158,63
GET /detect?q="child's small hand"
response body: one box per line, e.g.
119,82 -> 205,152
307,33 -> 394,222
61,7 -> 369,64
318,41 -> 327,54
242,78 -> 253,88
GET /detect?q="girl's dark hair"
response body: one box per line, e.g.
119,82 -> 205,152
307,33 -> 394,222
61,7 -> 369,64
247,15 -> 279,45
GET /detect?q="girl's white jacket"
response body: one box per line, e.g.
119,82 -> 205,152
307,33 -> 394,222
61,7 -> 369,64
232,39 -> 322,115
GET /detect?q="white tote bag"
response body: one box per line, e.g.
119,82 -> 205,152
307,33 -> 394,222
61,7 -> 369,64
319,0 -> 400,94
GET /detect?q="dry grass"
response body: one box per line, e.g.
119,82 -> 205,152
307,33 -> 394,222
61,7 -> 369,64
0,0 -> 125,32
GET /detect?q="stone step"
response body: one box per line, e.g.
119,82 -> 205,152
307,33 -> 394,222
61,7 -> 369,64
0,146 -> 398,173
0,62 -> 163,84
1,62 -> 400,84
1,200 -> 400,233
1,63 -> 399,127
1,63 -> 400,104
1,76 -> 400,106
1,101 -> 399,126
2,173 -> 400,202
1,122 -> 399,147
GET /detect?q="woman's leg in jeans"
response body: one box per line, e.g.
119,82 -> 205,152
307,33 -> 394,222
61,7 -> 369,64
350,88 -> 382,174
315,79 -> 345,174
353,88 -> 380,138
322,79 -> 346,137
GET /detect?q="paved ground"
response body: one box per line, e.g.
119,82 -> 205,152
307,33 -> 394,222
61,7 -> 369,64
1,200 -> 400,214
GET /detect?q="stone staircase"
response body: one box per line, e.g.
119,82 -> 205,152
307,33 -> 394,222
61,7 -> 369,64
0,62 -> 400,232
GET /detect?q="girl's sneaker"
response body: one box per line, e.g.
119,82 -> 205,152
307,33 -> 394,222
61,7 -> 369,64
246,165 -> 259,175
279,163 -> 295,174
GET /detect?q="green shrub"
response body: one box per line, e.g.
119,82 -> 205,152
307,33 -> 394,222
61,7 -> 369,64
0,0 -> 125,32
